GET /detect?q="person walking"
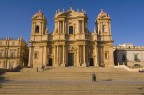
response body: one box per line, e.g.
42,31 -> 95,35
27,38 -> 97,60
36,67 -> 38,72
41,65 -> 45,71
92,73 -> 96,82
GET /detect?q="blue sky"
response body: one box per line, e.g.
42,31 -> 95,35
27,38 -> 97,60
0,0 -> 144,46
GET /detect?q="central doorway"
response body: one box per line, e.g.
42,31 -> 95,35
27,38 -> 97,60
68,53 -> 74,66
89,58 -> 94,66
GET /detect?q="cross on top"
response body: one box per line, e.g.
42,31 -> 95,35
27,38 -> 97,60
69,0 -> 73,7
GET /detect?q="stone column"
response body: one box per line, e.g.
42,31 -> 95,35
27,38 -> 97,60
63,45 -> 65,64
6,62 -> 8,69
79,46 -> 81,65
60,22 -> 61,33
86,45 -> 88,66
28,47 -> 33,67
58,22 -> 59,33
63,21 -> 64,33
61,45 -> 65,67
41,46 -> 44,66
17,48 -> 20,58
78,20 -> 80,33
65,22 -> 66,34
42,22 -> 44,35
57,45 -> 59,65
53,46 -> 56,65
98,23 -> 101,34
43,46 -> 47,66
83,45 -> 86,66
33,23 -> 36,40
95,46 -> 98,66
82,20 -> 84,33
77,46 -> 80,66
101,47 -> 104,66
32,22 -> 35,34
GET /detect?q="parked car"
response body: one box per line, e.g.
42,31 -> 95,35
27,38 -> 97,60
134,64 -> 141,66
131,64 -> 143,69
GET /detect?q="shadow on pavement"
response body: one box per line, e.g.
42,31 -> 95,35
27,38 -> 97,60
102,79 -> 113,81
0,71 -> 10,88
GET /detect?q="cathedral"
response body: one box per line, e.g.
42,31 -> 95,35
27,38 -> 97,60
28,7 -> 114,68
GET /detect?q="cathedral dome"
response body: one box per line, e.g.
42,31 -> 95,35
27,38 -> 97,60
97,9 -> 110,19
32,9 -> 46,19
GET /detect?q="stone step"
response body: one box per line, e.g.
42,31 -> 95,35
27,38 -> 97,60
3,72 -> 143,81
21,67 -> 128,73
0,82 -> 143,94
0,88 -> 144,95
0,68 -> 143,95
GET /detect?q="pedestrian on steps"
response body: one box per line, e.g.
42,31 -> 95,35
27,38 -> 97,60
42,65 -> 45,71
92,73 -> 96,82
36,67 -> 38,72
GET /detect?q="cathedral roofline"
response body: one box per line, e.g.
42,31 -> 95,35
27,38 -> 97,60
96,9 -> 110,19
54,7 -> 87,19
32,9 -> 46,20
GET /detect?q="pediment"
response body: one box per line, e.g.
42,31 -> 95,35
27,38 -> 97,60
56,11 -> 84,18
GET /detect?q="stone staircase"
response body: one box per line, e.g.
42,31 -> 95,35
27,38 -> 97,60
0,67 -> 144,95
21,66 -> 128,72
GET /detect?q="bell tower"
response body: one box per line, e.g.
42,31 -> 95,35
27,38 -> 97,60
28,10 -> 48,68
96,9 -> 114,66
30,9 -> 48,41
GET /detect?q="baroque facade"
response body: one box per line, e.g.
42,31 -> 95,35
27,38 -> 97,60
114,43 -> 144,66
0,37 -> 28,69
28,7 -> 114,68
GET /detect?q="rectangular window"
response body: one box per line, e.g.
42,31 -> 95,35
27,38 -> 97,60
122,54 -> 126,62
134,54 -> 140,62
69,26 -> 73,34
79,20 -> 82,33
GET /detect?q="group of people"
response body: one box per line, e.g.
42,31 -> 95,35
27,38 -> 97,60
36,64 -> 45,72
139,68 -> 144,72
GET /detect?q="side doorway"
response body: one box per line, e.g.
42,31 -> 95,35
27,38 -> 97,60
48,58 -> 52,66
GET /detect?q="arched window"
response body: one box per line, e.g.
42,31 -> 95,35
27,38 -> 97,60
102,25 -> 105,32
69,26 -> 73,34
105,51 -> 109,59
35,25 -> 39,33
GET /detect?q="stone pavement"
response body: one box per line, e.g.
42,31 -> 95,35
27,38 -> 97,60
0,67 -> 144,95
